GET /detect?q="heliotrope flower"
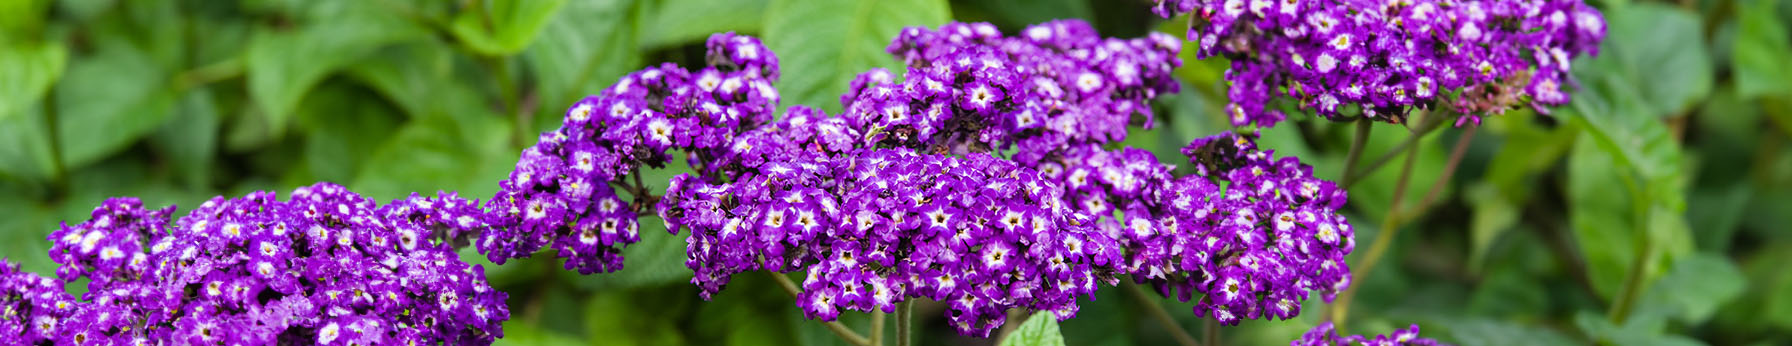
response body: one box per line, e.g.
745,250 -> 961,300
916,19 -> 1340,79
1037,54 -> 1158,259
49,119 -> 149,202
844,20 -> 1182,166
19,184 -> 509,344
1294,322 -> 1443,346
1152,0 -> 1605,127
476,31 -> 782,272
660,149 -> 1123,336
1038,132 -> 1353,325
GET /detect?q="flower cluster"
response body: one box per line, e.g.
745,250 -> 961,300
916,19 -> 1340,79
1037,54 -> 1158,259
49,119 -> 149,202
477,32 -> 781,272
1039,132 -> 1353,325
13,184 -> 508,345
661,149 -> 1122,336
1294,322 -> 1443,346
1152,0 -> 1606,127
842,20 -> 1182,165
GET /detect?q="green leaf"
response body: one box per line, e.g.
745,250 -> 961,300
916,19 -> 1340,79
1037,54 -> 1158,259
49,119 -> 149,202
999,312 -> 1066,346
1469,113 -> 1577,270
1574,311 -> 1709,346
0,0 -> 49,34
0,105 -> 58,182
345,40 -> 500,142
562,216 -> 692,291
1431,317 -> 1582,346
0,40 -> 65,121
448,0 -> 568,56
295,82 -> 404,184
494,319 -> 582,346
522,0 -> 642,133
762,0 -> 950,113
639,0 -> 768,49
1639,253 -> 1746,324
151,88 -> 222,188
1563,136 -> 1647,300
245,1 -> 427,137
350,115 -> 516,202
583,290 -> 692,346
955,0 -> 1093,30
0,197 -> 54,275
54,43 -> 178,168
1591,4 -> 1713,116
1732,0 -> 1792,98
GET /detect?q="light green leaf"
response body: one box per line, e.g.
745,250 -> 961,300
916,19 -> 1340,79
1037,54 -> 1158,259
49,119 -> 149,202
151,88 -> 222,188
1639,253 -> 1746,324
0,40 -> 65,121
762,0 -> 950,113
350,115 -> 517,202
1593,4 -> 1713,116
448,0 -> 568,56
295,83 -> 405,184
1433,317 -> 1582,346
1732,0 -> 1792,98
245,2 -> 427,137
1563,136 -> 1648,300
1574,311 -> 1709,346
494,319 -> 582,346
54,44 -> 178,168
522,0 -> 642,133
0,0 -> 48,34
999,312 -> 1066,346
639,0 -> 768,49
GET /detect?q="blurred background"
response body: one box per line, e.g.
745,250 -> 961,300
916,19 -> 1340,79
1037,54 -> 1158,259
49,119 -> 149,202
2,0 -> 1790,345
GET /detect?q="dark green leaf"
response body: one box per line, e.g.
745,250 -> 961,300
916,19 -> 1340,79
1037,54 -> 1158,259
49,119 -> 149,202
1433,317 -> 1581,346
295,83 -> 404,184
54,43 -> 178,168
999,312 -> 1066,346
563,216 -> 691,291
1594,4 -> 1713,116
493,319 -> 582,346
0,105 -> 58,182
0,40 -> 65,121
350,115 -> 516,202
522,0 -> 642,133
1575,311 -> 1709,346
448,0 -> 568,56
762,0 -> 950,113
1639,253 -> 1745,324
1732,0 -> 1792,98
639,0 -> 768,49
151,88 -> 222,188
245,1 -> 428,137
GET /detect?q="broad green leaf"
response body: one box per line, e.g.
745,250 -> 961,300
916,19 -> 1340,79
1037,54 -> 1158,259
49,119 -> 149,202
999,312 -> 1067,346
0,197 -> 54,275
1593,4 -> 1713,116
1564,136 -> 1647,300
295,83 -> 404,184
583,290 -> 692,346
350,115 -> 517,202
1714,243 -> 1792,332
1639,253 -> 1746,324
245,1 -> 427,137
956,0 -> 1093,30
0,40 -> 65,121
0,0 -> 48,34
762,0 -> 950,113
639,0 -> 768,49
151,88 -> 222,189
1732,0 -> 1792,98
1574,311 -> 1709,346
448,0 -> 568,56
1469,114 -> 1577,270
494,319 -> 582,346
522,0 -> 642,133
346,40 -> 499,141
0,105 -> 58,183
1432,317 -> 1581,346
54,44 -> 179,168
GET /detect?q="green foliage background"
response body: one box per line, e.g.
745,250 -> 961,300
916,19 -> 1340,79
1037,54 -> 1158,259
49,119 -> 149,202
2,0 -> 1791,345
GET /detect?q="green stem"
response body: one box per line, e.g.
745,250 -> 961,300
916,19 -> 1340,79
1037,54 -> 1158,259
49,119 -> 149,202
172,58 -> 244,90
870,310 -> 885,346
1608,171 -> 1655,324
895,301 -> 912,346
1123,282 -> 1200,346
766,271 -> 872,346
1341,118 -> 1373,181
1332,124 -> 1424,327
1204,318 -> 1218,346
1341,112 -> 1447,188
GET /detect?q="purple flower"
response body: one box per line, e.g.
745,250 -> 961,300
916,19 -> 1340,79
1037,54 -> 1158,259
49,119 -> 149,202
1153,0 -> 1605,126
1293,322 -> 1443,346
18,183 -> 510,344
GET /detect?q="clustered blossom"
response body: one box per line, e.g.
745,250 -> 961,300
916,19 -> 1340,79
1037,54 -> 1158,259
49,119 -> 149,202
842,20 -> 1182,165
1038,132 -> 1353,325
661,149 -> 1122,336
7,184 -> 507,344
1152,0 -> 1606,127
476,32 -> 781,272
1294,322 -> 1443,346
